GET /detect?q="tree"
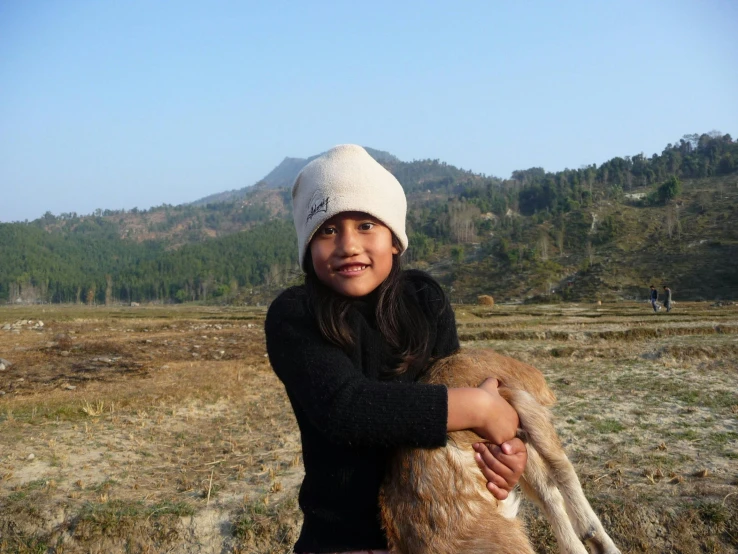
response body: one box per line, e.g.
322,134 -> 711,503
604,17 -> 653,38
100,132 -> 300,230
656,176 -> 681,204
665,207 -> 675,239
538,233 -> 549,261
717,154 -> 734,175
86,284 -> 96,306
450,247 -> 464,263
556,228 -> 565,256
105,275 -> 113,305
448,201 -> 480,243
586,241 -> 595,265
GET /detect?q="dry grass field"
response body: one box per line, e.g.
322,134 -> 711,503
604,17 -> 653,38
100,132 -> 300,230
1,301 -> 736,553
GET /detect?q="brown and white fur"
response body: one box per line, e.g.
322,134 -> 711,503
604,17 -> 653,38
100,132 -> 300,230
379,349 -> 621,554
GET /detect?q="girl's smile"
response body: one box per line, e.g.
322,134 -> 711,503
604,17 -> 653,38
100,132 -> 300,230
336,263 -> 368,274
309,211 -> 399,297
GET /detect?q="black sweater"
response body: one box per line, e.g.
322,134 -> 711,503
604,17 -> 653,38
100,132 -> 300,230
265,270 -> 459,553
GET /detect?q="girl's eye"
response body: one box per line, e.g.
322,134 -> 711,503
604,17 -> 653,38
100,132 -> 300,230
319,226 -> 337,235
359,222 -> 375,231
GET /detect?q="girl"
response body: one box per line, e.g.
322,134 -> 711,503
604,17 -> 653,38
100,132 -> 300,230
265,144 -> 526,554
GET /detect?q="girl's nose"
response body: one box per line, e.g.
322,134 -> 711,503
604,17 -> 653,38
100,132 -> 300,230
336,229 -> 361,255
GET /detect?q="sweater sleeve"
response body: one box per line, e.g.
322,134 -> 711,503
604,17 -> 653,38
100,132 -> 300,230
265,289 -> 448,449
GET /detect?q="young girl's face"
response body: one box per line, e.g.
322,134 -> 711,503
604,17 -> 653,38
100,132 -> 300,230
309,211 -> 399,297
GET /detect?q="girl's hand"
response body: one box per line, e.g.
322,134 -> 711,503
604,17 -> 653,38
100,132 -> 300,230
473,380 -> 520,445
473,438 -> 528,500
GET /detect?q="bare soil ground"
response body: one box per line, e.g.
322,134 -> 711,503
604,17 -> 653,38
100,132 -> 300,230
1,302 -> 737,553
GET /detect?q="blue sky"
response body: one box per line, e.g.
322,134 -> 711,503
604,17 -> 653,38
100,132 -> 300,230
1,0 -> 736,223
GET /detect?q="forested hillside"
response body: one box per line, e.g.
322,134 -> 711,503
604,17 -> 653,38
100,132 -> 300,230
0,219 -> 295,304
1,132 -> 737,305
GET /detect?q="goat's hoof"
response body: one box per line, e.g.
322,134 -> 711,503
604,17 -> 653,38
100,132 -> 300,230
580,527 -> 596,542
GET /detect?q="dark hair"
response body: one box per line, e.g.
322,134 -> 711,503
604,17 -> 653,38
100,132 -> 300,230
304,236 -> 434,377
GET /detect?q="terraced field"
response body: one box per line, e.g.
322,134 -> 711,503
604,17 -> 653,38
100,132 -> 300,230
1,302 -> 736,553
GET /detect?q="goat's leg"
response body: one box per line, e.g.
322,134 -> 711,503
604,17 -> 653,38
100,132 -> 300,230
508,390 -> 621,554
532,446 -> 621,554
519,446 -> 589,554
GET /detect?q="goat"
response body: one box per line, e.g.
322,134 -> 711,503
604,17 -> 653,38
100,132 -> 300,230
379,349 -> 621,554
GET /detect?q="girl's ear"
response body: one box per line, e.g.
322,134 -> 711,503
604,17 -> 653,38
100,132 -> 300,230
390,234 -> 401,256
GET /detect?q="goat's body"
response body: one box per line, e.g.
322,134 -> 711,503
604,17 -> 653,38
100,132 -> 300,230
379,349 -> 620,554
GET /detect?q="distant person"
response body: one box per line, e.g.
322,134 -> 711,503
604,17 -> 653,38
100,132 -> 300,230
650,285 -> 659,313
663,286 -> 672,312
264,145 -> 526,553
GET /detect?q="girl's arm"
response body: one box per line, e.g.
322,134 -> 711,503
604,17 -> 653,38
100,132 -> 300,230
447,383 -> 519,444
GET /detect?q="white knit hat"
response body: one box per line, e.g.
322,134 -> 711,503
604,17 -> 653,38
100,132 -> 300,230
292,144 -> 408,269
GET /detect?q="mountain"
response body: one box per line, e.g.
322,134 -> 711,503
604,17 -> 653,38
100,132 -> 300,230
258,147 -> 400,190
1,132 -> 737,305
191,147 -> 400,207
260,156 -> 314,190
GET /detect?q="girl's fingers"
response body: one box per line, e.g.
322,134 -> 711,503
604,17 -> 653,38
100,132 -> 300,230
497,440 -> 528,477
486,481 -> 509,501
475,444 -> 512,477
474,452 -> 510,489
474,438 -> 528,502
501,437 -> 527,456
475,453 -> 510,501
474,444 -> 515,487
475,442 -> 512,469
